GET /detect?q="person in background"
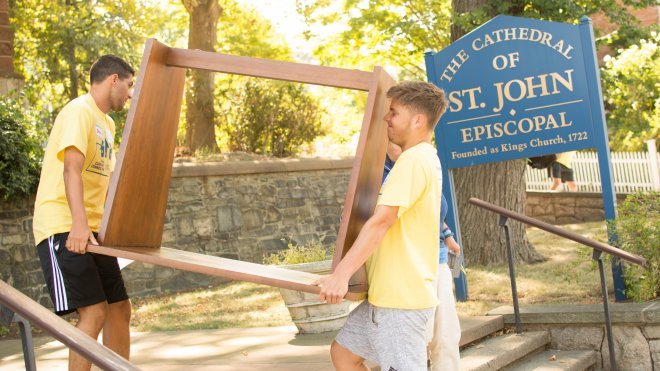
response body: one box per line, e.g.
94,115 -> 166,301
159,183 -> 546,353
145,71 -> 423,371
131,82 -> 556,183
549,151 -> 578,192
384,141 -> 461,371
32,55 -> 134,371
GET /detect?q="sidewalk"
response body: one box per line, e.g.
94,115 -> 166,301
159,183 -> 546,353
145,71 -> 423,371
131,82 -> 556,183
0,326 -> 338,370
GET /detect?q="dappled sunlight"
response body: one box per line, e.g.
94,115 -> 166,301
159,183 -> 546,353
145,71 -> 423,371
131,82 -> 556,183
129,223 -> 613,331
131,281 -> 291,332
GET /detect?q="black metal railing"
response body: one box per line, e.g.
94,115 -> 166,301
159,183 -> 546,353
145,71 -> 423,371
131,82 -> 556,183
469,197 -> 646,371
0,280 -> 140,371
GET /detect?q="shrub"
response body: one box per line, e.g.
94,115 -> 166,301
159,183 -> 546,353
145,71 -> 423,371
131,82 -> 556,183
0,96 -> 43,200
616,191 -> 659,301
601,32 -> 659,151
263,238 -> 332,265
218,79 -> 326,157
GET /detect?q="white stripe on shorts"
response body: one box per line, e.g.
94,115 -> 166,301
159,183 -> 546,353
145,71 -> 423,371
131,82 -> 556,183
48,236 -> 68,312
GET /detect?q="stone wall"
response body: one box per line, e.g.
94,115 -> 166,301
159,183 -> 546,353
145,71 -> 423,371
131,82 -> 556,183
0,158 -> 352,306
526,191 -> 629,225
0,196 -> 44,304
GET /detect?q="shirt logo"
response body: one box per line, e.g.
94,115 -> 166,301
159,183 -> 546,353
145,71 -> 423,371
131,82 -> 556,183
86,123 -> 113,176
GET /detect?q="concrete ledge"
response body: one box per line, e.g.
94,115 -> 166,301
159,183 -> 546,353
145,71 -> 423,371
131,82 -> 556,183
487,302 -> 660,325
171,157 -> 354,177
526,191 -> 630,198
459,315 -> 504,347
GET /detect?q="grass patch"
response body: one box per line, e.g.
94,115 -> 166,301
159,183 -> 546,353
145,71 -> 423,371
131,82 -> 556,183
130,281 -> 290,332
130,221 -> 611,329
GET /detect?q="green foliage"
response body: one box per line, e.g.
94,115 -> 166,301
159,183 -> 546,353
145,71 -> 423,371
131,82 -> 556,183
212,0 -> 315,156
216,1 -> 294,61
263,238 -> 332,265
218,79 -> 326,157
298,0 -> 451,79
176,0 -> 306,154
616,192 -> 659,302
9,0 -> 178,133
0,96 -> 44,200
601,32 -> 659,151
297,1 -> 656,156
300,0 -> 656,78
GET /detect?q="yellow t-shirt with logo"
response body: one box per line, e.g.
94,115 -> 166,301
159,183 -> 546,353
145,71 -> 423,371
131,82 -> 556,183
367,142 -> 441,309
32,94 -> 116,245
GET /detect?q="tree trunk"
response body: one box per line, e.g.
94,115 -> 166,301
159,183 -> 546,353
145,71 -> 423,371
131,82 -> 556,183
182,0 -> 221,154
65,0 -> 78,101
451,0 -> 544,265
65,40 -> 77,101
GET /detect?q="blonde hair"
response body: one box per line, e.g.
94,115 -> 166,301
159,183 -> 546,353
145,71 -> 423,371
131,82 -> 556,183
386,81 -> 448,129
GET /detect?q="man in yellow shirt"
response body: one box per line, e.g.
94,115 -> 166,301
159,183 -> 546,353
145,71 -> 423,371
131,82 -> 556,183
32,55 -> 134,371
315,81 -> 448,370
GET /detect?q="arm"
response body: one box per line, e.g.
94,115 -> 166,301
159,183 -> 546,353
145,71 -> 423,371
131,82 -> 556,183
63,147 -> 98,253
314,204 -> 398,304
442,222 -> 460,255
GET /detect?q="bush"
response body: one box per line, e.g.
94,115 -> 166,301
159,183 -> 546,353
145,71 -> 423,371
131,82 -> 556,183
616,192 -> 659,301
0,96 -> 43,200
263,238 -> 332,265
219,79 -> 326,157
601,32 -> 659,151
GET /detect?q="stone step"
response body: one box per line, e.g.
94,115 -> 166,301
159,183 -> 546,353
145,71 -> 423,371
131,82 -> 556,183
460,331 -> 550,371
503,349 -> 597,371
460,315 -> 505,347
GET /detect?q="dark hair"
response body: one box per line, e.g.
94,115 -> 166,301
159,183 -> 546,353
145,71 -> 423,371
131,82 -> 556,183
89,55 -> 135,85
386,81 -> 448,129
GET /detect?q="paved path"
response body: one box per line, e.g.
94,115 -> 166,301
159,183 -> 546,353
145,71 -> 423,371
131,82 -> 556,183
0,326 -> 339,370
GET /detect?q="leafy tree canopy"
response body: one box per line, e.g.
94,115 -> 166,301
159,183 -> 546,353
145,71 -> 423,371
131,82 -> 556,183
601,32 -> 659,151
10,0 -> 178,116
212,1 -> 326,156
298,0 -> 656,79
297,0 -> 657,152
0,95 -> 44,200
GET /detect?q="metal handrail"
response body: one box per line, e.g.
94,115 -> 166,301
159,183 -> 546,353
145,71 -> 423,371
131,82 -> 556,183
469,198 -> 646,266
0,280 -> 140,371
469,197 -> 646,371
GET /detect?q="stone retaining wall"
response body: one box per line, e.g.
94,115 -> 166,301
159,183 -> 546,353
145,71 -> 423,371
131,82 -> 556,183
0,158 -> 352,306
526,191 -> 629,224
489,302 -> 660,370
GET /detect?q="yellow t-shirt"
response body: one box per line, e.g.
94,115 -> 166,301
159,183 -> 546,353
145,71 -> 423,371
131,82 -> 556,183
32,94 -> 116,245
555,151 -> 576,168
367,142 -> 441,309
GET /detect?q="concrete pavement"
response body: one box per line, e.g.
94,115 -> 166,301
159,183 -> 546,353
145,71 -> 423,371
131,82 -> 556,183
0,316 -> 498,370
0,326 -> 340,370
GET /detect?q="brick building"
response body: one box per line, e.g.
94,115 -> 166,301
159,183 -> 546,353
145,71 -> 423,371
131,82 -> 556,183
0,0 -> 22,95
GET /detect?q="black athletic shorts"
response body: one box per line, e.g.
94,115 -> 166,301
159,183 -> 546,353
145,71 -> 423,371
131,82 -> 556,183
36,232 -> 129,315
550,162 -> 574,182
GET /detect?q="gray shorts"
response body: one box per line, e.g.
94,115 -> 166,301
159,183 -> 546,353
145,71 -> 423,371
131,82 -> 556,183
335,300 -> 434,371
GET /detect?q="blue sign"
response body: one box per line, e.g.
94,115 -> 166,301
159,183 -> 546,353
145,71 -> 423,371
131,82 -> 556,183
426,15 -> 597,169
426,16 -> 625,301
